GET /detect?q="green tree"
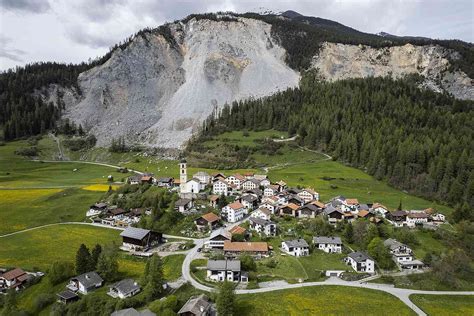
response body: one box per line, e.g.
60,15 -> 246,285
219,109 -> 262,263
367,237 -> 393,270
75,244 -> 92,274
49,261 -> 75,285
91,244 -> 102,269
142,254 -> 165,301
239,254 -> 256,272
343,222 -> 354,244
365,223 -> 379,247
216,281 -> 235,316
96,244 -> 119,281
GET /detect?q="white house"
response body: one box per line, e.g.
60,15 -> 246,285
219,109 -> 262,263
213,180 -> 229,196
341,198 -> 359,213
297,189 -> 319,203
431,213 -> 446,223
222,201 -> 247,223
371,203 -> 389,217
175,198 -> 193,213
313,236 -> 343,253
344,252 -> 375,274
249,217 -> 277,237
240,194 -> 258,210
206,260 -> 247,283
87,202 -> 108,217
183,178 -> 203,194
226,174 -> 245,189
384,238 -> 417,265
67,272 -> 103,294
108,279 -> 140,299
263,185 -> 279,197
0,268 -> 29,290
281,239 -> 310,257
205,228 -> 232,249
242,179 -> 260,191
259,178 -> 271,187
193,171 -> 211,184
406,211 -> 429,227
251,207 -> 272,221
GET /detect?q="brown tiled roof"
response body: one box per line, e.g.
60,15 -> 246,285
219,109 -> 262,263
358,210 -> 370,217
234,174 -> 245,181
343,212 -> 355,218
372,203 -> 388,210
201,212 -> 220,223
141,175 -> 152,181
1,268 -> 26,281
209,195 -> 220,202
408,212 -> 428,218
346,198 -> 359,205
224,241 -> 268,252
311,200 -> 326,208
229,226 -> 246,235
110,208 -> 127,215
257,207 -> 271,216
227,201 -> 244,210
285,203 -> 300,210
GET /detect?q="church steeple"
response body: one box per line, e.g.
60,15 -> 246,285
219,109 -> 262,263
179,158 -> 187,192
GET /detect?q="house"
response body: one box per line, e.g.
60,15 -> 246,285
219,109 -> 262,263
108,279 -> 141,299
212,173 -> 226,181
263,185 -> 279,197
388,210 -> 408,225
0,268 -> 30,290
281,239 -> 310,257
67,272 -> 103,294
313,236 -> 343,253
213,180 -> 229,196
384,238 -> 414,263
406,211 -> 429,227
343,212 -> 356,222
226,174 -> 245,189
324,206 -> 344,224
223,241 -> 269,258
249,217 -> 277,236
178,294 -> 212,316
342,198 -> 359,213
243,172 -> 254,179
229,226 -> 247,238
399,260 -> 425,270
357,210 -> 371,219
120,227 -> 162,251
111,308 -> 156,316
287,194 -> 304,206
279,203 -> 300,217
87,202 -> 108,217
251,207 -> 272,220
206,260 -> 247,283
56,290 -> 79,304
193,171 -> 211,185
298,203 -> 321,218
183,178 -> 203,194
222,201 -> 246,223
260,200 -> 278,213
431,213 -> 446,224
310,200 -> 326,210
240,194 -> 258,210
128,175 -> 142,185
372,203 -> 389,217
245,188 -> 264,199
205,228 -> 232,249
259,178 -> 271,187
254,174 -> 268,181
176,198 -> 193,213
195,212 -> 220,231
241,179 -> 260,191
140,174 -> 154,184
157,177 -> 174,187
344,252 -> 375,274
208,195 -> 221,208
297,188 -> 319,203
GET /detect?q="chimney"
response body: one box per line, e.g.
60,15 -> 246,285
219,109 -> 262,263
200,306 -> 204,312
85,274 -> 90,279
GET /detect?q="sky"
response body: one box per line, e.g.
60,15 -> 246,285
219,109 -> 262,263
0,0 -> 472,71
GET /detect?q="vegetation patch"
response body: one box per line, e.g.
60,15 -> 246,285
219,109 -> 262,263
410,294 -> 474,316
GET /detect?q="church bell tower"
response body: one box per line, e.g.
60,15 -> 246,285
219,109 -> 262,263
179,159 -> 187,192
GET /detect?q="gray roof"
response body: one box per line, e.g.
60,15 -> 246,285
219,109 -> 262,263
383,238 -> 405,250
313,236 -> 342,244
347,251 -> 373,262
57,290 -> 78,300
358,204 -> 370,211
241,194 -> 258,203
111,308 -> 155,316
178,294 -> 211,315
299,204 -> 319,212
210,228 -> 231,240
157,177 -> 173,182
324,205 -> 343,215
249,217 -> 274,226
110,279 -> 140,296
72,271 -> 103,289
207,260 -> 241,272
120,227 -> 150,240
283,239 -> 309,248
399,260 -> 424,266
175,198 -> 192,207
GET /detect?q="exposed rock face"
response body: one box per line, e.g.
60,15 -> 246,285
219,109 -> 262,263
65,17 -> 300,148
312,42 -> 473,100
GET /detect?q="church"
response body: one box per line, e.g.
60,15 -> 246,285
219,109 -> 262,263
179,159 -> 205,197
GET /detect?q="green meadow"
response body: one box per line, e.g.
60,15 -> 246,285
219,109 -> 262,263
410,295 -> 474,316
236,285 -> 416,315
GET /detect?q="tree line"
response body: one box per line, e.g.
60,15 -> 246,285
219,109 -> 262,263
194,73 -> 474,208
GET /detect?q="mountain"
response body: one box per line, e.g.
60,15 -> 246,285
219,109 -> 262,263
1,11 -> 473,148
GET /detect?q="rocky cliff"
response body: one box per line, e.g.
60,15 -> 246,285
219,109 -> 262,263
64,17 -> 299,148
312,42 -> 473,100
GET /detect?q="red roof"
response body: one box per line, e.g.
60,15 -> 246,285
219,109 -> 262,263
1,268 -> 26,281
227,201 -> 244,210
229,226 -> 246,235
201,212 -> 220,223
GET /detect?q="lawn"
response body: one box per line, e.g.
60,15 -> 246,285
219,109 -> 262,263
298,251 -> 348,280
410,294 -> 474,316
0,140 -> 125,234
269,160 -> 452,214
162,254 -> 185,281
235,285 -> 416,315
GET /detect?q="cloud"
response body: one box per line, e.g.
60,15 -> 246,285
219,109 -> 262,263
0,35 -> 26,62
0,0 -> 50,13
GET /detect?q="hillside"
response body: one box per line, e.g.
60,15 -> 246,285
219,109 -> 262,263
0,11 -> 473,148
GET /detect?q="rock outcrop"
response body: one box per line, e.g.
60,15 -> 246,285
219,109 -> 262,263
65,17 -> 299,148
312,42 -> 473,100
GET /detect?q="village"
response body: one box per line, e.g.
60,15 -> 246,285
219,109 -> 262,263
0,159 -> 450,315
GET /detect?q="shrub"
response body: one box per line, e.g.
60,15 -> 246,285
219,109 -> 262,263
48,261 -> 74,285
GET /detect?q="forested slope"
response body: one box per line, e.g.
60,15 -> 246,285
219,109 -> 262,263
194,73 -> 474,208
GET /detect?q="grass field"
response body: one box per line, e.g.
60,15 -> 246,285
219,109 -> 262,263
410,294 -> 474,315
0,140 -> 125,234
236,285 -> 416,315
